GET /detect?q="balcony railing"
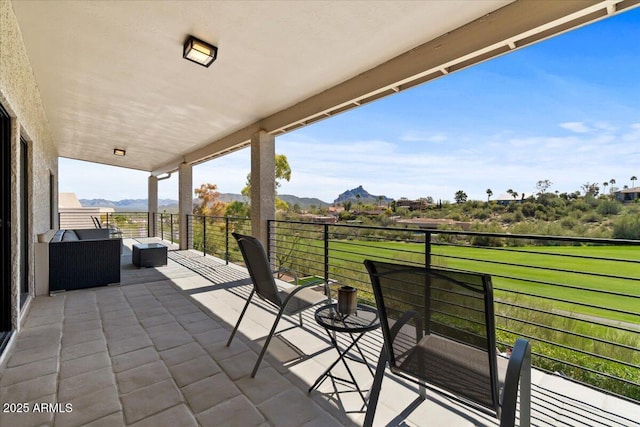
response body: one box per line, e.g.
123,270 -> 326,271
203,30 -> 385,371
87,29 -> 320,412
58,211 -> 151,238
56,210 -> 640,402
266,220 -> 640,403
186,215 -> 250,264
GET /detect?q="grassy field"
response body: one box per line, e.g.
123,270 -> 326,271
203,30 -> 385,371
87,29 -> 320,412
305,239 -> 640,324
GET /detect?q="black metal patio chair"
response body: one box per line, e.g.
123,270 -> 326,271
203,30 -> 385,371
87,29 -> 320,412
227,232 -> 330,377
92,215 -> 123,238
363,260 -> 531,427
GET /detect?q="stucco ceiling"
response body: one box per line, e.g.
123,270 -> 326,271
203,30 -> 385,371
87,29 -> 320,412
10,0 -> 637,174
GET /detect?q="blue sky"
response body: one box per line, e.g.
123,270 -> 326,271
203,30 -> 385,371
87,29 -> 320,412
60,7 -> 640,203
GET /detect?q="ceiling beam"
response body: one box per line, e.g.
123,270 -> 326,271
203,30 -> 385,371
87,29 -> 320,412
152,0 -> 639,175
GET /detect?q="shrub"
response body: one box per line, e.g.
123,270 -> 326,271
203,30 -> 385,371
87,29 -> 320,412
612,215 -> 640,240
560,217 -> 578,229
596,199 -> 622,215
581,212 -> 602,223
472,208 -> 491,220
521,202 -> 537,218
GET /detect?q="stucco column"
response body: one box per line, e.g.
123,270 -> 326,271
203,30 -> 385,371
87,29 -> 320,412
250,131 -> 275,250
148,175 -> 158,237
178,163 -> 192,250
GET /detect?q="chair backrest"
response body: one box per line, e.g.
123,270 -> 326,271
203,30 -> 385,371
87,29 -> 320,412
364,260 -> 500,415
92,216 -> 102,229
233,233 -> 282,307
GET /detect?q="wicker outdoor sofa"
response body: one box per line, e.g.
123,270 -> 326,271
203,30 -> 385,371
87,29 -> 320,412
47,229 -> 121,292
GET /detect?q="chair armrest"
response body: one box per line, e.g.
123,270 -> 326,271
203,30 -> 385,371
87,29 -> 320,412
273,267 -> 298,284
280,279 -> 331,306
274,267 -> 329,300
389,310 -> 424,342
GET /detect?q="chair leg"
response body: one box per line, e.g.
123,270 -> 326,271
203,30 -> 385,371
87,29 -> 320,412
251,307 -> 287,378
363,345 -> 388,427
298,312 -> 303,327
226,289 -> 255,347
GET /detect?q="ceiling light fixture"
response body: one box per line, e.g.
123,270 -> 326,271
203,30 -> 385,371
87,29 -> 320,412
183,35 -> 218,68
113,148 -> 126,156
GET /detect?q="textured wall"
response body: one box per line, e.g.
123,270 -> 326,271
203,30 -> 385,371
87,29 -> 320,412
1,0 -> 58,330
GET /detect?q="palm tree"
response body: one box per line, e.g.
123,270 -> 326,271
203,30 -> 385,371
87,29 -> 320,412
631,176 -> 637,188
602,182 -> 608,194
486,188 -> 493,202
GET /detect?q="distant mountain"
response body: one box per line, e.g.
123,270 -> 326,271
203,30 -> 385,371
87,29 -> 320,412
80,198 -> 177,211
218,193 -> 329,209
279,194 -> 329,208
334,185 -> 393,205
217,193 -> 247,204
79,194 -> 329,211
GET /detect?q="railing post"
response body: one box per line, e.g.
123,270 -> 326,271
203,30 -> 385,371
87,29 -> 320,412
324,224 -> 329,285
425,230 -> 431,268
160,213 -> 164,241
170,214 -> 174,244
225,217 -> 230,265
267,220 -> 275,270
202,216 -> 206,256
186,215 -> 190,250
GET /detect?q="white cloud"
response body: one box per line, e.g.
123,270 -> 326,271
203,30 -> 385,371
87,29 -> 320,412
399,131 -> 448,143
559,122 -> 591,133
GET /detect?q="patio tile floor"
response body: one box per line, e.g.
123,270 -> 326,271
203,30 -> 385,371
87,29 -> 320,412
0,239 -> 638,426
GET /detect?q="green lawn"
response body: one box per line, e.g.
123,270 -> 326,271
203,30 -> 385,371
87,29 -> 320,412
308,239 -> 640,324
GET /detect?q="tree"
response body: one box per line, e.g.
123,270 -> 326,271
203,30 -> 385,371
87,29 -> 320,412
454,190 -> 468,204
602,181 -> 608,194
507,189 -> 518,200
631,176 -> 637,188
609,178 -> 616,195
536,179 -> 552,195
581,182 -> 599,197
224,200 -> 249,218
486,188 -> 493,202
193,183 -> 226,217
241,153 -> 292,208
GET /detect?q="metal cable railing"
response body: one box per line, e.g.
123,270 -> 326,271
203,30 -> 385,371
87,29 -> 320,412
186,215 -> 250,264
58,211 -> 150,238
70,210 -> 638,401
267,219 -> 640,403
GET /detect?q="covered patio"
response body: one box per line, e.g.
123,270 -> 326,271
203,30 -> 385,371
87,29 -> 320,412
2,1 -> 640,425
1,240 -> 637,427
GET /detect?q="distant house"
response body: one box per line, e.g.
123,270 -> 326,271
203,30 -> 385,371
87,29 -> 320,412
297,213 -> 338,224
396,198 -> 430,211
615,187 -> 640,203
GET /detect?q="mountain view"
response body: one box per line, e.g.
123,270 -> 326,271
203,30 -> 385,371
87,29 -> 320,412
333,185 -> 393,205
80,191 -> 337,211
